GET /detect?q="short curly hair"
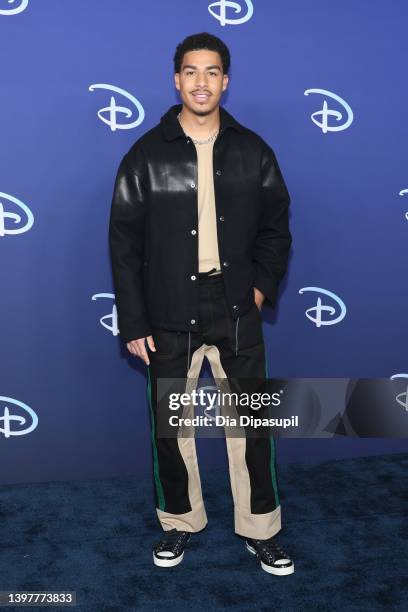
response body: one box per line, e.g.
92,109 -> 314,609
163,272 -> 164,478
173,32 -> 231,75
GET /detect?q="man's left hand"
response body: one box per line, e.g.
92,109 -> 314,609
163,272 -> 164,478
253,287 -> 265,311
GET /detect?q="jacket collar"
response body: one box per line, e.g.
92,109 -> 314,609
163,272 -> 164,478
160,103 -> 244,141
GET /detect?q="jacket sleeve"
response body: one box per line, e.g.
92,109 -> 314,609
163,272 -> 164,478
252,141 -> 292,309
108,148 -> 152,343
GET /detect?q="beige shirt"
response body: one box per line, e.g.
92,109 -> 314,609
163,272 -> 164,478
194,140 -> 222,273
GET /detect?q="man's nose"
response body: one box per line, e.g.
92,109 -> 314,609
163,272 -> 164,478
195,73 -> 209,88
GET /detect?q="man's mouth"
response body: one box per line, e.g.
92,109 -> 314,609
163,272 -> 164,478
192,92 -> 210,102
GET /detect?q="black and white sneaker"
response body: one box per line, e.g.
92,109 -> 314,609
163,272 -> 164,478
153,528 -> 191,567
246,536 -> 294,575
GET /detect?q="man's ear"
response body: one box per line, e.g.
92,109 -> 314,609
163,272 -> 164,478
174,73 -> 180,92
222,74 -> 229,92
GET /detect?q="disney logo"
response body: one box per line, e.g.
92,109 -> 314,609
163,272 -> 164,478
304,88 -> 354,133
390,374 -> 408,412
0,192 -> 34,237
398,189 -> 408,221
0,0 -> 28,15
91,293 -> 119,335
0,396 -> 38,438
89,84 -> 145,131
299,286 -> 347,327
208,0 -> 253,26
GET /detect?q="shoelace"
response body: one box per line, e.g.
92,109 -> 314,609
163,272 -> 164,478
155,529 -> 190,555
253,538 -> 291,564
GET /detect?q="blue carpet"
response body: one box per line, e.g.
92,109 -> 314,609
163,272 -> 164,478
0,453 -> 407,611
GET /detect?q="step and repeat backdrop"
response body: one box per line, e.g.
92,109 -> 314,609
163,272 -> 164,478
1,0 -> 407,485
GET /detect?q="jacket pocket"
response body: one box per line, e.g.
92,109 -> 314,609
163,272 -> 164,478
235,301 -> 264,352
151,328 -> 180,359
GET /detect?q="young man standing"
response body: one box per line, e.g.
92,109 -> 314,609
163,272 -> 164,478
109,32 -> 294,575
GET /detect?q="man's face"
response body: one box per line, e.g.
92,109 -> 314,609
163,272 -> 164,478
174,49 -> 229,116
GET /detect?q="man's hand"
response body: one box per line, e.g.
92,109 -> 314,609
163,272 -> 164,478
126,335 -> 156,365
254,287 -> 265,311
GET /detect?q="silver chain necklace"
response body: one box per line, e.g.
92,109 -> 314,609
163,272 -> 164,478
177,111 -> 219,145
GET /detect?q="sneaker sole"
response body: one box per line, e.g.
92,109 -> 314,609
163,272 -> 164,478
153,551 -> 185,567
246,542 -> 295,576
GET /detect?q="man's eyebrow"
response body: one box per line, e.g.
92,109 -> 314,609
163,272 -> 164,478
182,65 -> 221,71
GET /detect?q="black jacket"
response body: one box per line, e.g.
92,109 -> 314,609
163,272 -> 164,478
109,103 -> 292,343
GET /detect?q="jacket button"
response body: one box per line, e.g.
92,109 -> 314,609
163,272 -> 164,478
222,261 -> 229,267
190,182 -> 196,189
191,229 -> 197,235
216,170 -> 222,176
191,319 -> 196,324
191,275 -> 196,281
219,216 -> 224,222
232,305 -> 239,311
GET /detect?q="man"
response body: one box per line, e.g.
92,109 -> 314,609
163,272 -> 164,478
109,32 -> 293,575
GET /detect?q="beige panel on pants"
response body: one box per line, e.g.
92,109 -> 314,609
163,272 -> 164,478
156,343 -> 282,539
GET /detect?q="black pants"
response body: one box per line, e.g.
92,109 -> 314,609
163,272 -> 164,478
146,272 -> 281,538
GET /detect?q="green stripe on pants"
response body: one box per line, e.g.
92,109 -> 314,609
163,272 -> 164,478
146,366 -> 166,510
264,347 -> 280,507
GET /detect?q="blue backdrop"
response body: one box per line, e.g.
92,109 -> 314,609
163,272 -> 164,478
1,0 -> 407,485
